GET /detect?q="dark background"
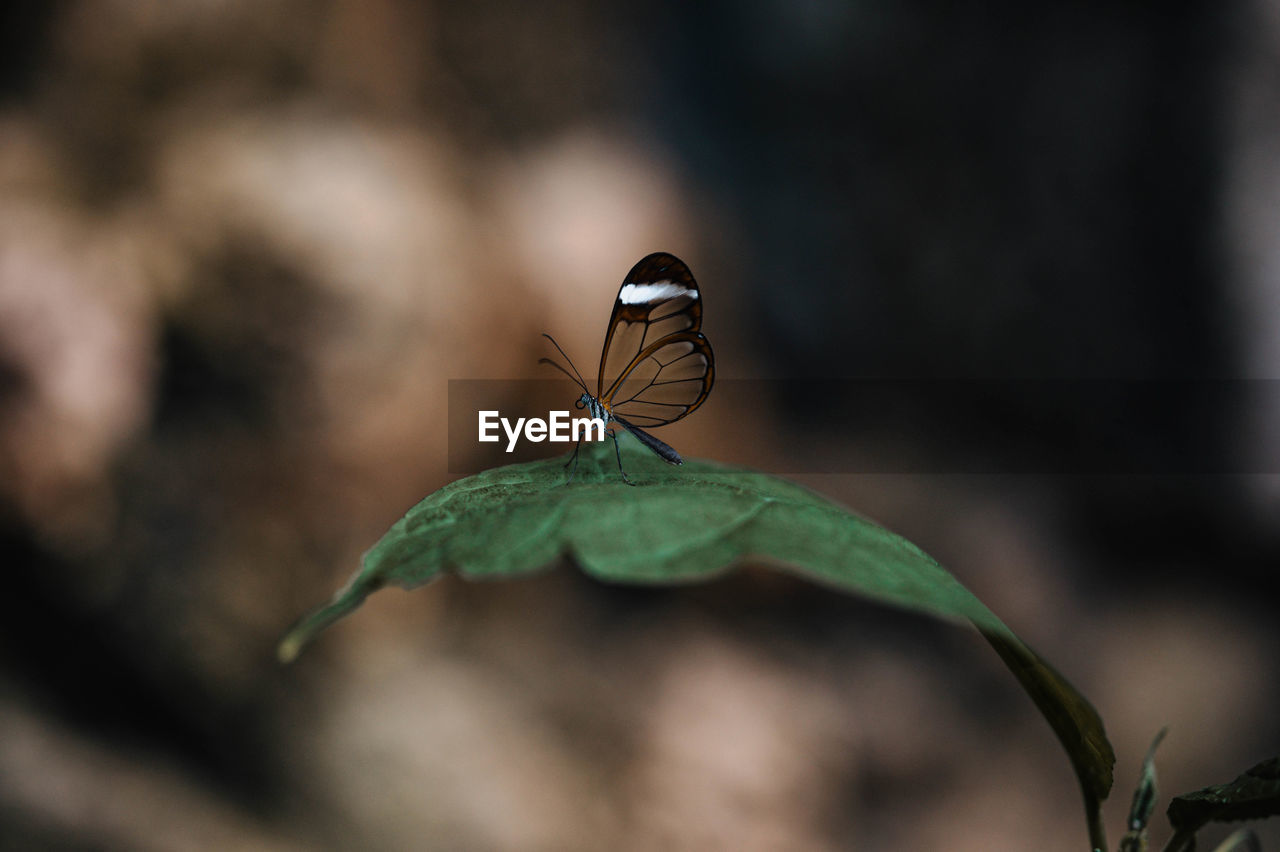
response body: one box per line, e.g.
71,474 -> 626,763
2,1 -> 1277,849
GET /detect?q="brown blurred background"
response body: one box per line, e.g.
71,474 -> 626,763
2,1 -> 1278,850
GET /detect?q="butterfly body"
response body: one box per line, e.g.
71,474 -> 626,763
576,390 -> 683,466
542,253 -> 714,483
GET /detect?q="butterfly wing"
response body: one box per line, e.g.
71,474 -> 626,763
596,253 -> 713,429
597,253 -> 703,398
602,330 -> 714,428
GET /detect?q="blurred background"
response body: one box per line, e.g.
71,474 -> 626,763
2,1 -> 1278,849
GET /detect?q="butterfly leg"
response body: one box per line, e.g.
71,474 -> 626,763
609,429 -> 636,486
564,438 -> 582,483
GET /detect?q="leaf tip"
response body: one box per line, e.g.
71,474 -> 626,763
275,572 -> 387,664
276,633 -> 305,665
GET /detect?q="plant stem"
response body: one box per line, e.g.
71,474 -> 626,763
1083,786 -> 1107,852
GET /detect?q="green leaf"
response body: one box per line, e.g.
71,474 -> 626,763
279,439 -> 1115,817
1120,728 -> 1168,851
1130,729 -> 1169,830
1167,757 -> 1280,836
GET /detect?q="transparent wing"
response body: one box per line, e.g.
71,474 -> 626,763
597,253 -> 702,399
602,331 -> 714,428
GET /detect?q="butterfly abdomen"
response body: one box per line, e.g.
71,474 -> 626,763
615,415 -> 684,465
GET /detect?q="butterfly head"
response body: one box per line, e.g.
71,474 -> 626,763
577,392 -> 608,423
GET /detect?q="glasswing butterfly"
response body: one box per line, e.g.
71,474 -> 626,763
540,252 -> 715,484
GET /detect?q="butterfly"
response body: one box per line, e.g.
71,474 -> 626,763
540,252 -> 715,484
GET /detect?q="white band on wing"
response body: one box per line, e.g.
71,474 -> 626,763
618,281 -> 697,304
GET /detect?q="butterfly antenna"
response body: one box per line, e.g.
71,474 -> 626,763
537,357 -> 586,390
539,333 -> 589,392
